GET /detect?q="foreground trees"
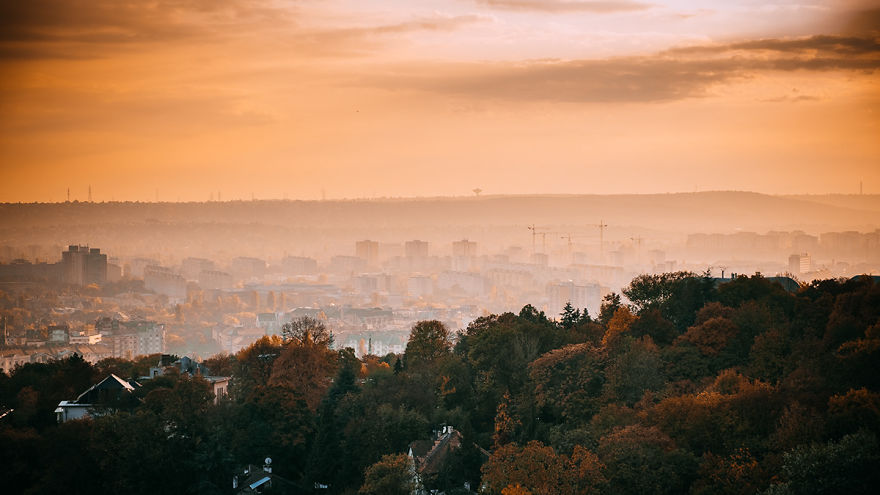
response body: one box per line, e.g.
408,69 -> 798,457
2,274 -> 879,494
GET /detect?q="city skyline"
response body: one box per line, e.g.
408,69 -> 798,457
1,0 -> 879,201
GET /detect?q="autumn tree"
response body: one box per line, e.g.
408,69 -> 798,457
231,335 -> 283,402
481,440 -> 605,495
601,306 -> 636,348
691,448 -> 771,495
269,333 -> 337,411
359,453 -> 417,495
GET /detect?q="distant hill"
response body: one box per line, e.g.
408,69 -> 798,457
1,192 -> 876,233
781,194 -> 880,214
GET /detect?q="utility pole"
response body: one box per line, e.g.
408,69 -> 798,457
88,185 -> 92,202
67,187 -> 70,202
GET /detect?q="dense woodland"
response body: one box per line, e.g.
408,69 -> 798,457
2,273 -> 879,494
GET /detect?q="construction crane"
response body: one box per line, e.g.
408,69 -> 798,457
580,220 -> 609,262
528,225 -> 553,254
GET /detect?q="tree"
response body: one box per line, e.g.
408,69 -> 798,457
826,388 -> 880,438
282,316 -> 333,347
493,392 -> 520,448
764,430 -> 880,495
481,440 -> 605,495
691,448 -> 771,495
201,352 -> 235,377
601,307 -> 636,347
269,335 -> 337,411
678,316 -> 738,357
597,425 -> 697,495
359,454 -> 417,495
528,343 -> 605,426
629,308 -> 678,345
404,320 -> 453,369
598,293 -> 621,327
559,302 -> 581,329
623,272 -> 717,330
602,337 -> 664,406
231,335 -> 283,402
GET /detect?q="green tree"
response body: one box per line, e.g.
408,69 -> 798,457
404,320 -> 453,370
559,302 -> 581,329
597,425 -> 697,495
764,430 -> 880,495
598,293 -> 621,327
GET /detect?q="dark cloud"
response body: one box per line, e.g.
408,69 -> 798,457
666,34 -> 880,56
0,1 -> 486,60
367,34 -> 880,103
0,0 -> 284,44
476,0 -> 651,13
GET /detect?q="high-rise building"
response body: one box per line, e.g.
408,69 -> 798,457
181,257 -> 215,281
98,319 -> 165,359
144,265 -> 187,300
356,240 -> 380,267
547,281 -> 601,319
282,256 -> 318,275
405,240 -> 429,258
788,253 -> 811,275
61,245 -> 107,286
452,239 -> 478,257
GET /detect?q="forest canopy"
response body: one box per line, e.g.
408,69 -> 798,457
1,273 -> 879,494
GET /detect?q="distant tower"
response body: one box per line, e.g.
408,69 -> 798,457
88,185 -> 92,202
473,188 -> 482,197
67,187 -> 70,202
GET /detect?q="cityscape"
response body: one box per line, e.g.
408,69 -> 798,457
1,0 -> 879,494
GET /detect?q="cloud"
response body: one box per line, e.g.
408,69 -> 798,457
0,0 -> 290,61
665,34 -> 880,57
0,1 -> 487,61
475,0 -> 651,13
0,0 -> 284,44
364,34 -> 880,103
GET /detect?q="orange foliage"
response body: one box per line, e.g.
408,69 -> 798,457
602,307 -> 636,347
482,440 -> 605,495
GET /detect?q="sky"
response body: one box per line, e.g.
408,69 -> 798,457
0,0 -> 878,202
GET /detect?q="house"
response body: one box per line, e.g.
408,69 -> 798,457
55,374 -> 139,423
146,354 -> 231,403
408,426 -> 464,494
233,459 -> 301,494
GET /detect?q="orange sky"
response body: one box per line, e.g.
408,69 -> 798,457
0,0 -> 878,202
